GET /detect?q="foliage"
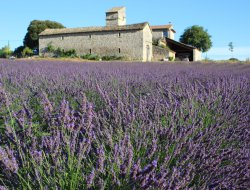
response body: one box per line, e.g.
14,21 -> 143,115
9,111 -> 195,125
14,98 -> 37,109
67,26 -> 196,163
0,45 -> 13,58
228,42 -> 234,53
229,57 -> 239,61
101,55 -> 123,61
81,53 -> 100,60
22,47 -> 33,57
23,20 -> 65,49
46,42 -> 55,53
13,46 -> 25,58
168,56 -> 175,61
0,60 -> 249,189
55,48 -> 77,58
45,43 -> 77,58
180,25 -> 212,52
81,54 -> 123,61
228,42 -> 234,59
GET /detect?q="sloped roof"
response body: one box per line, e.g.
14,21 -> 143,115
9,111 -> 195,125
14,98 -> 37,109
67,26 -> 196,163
165,37 -> 197,50
151,24 -> 176,33
106,7 -> 125,13
39,22 -> 148,36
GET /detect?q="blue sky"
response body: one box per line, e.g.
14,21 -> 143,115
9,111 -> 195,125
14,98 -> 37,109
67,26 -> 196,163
1,0 -> 250,60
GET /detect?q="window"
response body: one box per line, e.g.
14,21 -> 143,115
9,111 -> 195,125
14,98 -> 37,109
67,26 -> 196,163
163,30 -> 169,37
89,49 -> 92,54
119,48 -> 121,53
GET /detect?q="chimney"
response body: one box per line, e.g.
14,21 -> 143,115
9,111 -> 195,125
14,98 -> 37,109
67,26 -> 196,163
106,7 -> 126,26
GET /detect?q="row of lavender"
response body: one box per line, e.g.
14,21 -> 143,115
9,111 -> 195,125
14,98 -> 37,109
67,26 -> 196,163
0,59 -> 249,189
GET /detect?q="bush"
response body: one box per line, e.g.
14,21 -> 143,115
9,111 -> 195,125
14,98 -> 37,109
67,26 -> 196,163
101,55 -> 123,61
22,47 -> 33,57
0,46 -> 13,58
81,54 -> 100,60
46,42 -> 55,53
45,43 -> 77,58
13,46 -> 25,58
229,58 -> 239,62
169,56 -> 175,61
81,54 -> 124,61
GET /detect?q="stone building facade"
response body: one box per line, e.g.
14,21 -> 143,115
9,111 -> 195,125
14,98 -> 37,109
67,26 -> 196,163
39,23 -> 152,61
106,7 -> 126,26
39,6 -> 201,62
151,24 -> 176,41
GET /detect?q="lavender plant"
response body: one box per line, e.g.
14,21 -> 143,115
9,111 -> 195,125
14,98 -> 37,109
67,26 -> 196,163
0,59 -> 249,189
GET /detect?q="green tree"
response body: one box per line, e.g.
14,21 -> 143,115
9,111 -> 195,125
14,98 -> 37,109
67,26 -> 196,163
22,47 -> 33,57
228,42 -> 234,58
13,46 -> 25,58
180,25 -> 212,52
0,45 -> 13,58
23,20 -> 65,49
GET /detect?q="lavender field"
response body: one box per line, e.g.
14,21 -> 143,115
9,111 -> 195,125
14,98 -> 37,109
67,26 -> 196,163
0,59 -> 249,189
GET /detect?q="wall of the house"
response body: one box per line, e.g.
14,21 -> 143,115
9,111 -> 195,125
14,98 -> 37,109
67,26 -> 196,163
152,30 -> 164,41
143,24 -> 153,62
193,49 -> 202,61
152,29 -> 174,41
106,8 -> 126,26
168,30 -> 175,40
39,29 -> 145,61
152,45 -> 175,61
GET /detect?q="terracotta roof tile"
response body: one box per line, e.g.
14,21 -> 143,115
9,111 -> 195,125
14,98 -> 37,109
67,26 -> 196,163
151,24 -> 172,29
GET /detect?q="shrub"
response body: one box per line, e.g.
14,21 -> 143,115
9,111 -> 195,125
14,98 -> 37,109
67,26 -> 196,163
0,46 -> 13,58
101,55 -> 123,61
13,46 -> 25,58
21,47 -> 33,57
169,56 -> 175,61
45,43 -> 77,58
46,42 -> 55,53
81,54 -> 100,60
229,58 -> 239,62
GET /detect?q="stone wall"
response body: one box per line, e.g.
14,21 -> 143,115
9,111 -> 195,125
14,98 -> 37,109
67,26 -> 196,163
168,30 -> 175,40
143,24 -> 153,61
39,29 -> 145,61
193,49 -> 202,61
152,45 -> 175,61
152,31 -> 163,41
106,7 -> 126,26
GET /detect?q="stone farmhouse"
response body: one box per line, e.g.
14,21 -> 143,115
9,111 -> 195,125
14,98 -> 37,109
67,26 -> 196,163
39,7 -> 201,61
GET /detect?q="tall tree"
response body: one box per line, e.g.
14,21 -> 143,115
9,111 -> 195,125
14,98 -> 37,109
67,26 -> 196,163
180,25 -> 212,53
228,42 -> 234,58
23,20 -> 65,49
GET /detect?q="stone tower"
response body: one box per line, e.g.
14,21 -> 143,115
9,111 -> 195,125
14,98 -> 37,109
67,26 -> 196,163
106,7 -> 126,26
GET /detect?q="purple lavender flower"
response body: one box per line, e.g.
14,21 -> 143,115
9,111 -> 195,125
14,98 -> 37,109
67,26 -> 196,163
96,145 -> 105,173
86,169 -> 95,188
0,146 -> 19,173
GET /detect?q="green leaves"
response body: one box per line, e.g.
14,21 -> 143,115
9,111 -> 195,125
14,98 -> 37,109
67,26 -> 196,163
23,20 -> 65,49
180,25 -> 212,52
